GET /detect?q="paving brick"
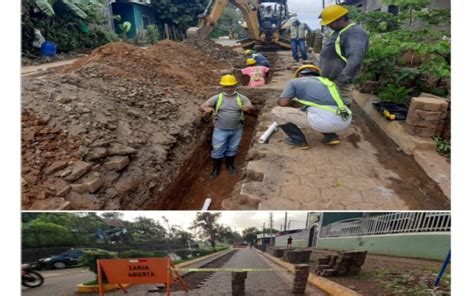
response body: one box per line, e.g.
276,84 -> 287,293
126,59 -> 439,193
404,125 -> 436,137
44,160 -> 68,175
64,161 -> 92,181
410,96 -> 449,112
280,185 -> 321,203
406,117 -> 439,128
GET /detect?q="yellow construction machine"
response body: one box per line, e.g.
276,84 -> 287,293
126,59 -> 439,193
187,0 -> 293,49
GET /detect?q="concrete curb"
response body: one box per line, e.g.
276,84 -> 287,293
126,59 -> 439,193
256,249 -> 361,296
353,91 -> 451,200
175,248 -> 233,268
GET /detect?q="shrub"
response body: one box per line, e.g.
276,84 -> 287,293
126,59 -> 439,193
79,249 -> 117,275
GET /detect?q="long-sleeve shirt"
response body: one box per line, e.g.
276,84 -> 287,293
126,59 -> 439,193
320,24 -> 369,85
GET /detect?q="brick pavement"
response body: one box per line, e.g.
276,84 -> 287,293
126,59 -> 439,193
222,51 -> 449,211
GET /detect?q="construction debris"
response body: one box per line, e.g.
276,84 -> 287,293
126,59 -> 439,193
315,251 -> 367,277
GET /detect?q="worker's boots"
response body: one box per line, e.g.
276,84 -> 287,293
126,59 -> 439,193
208,158 -> 222,180
225,156 -> 237,176
321,133 -> 341,145
279,123 -> 309,149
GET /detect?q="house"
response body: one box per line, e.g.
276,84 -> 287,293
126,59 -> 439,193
110,0 -> 157,39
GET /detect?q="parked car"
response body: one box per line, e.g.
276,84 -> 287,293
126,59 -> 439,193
37,248 -> 114,269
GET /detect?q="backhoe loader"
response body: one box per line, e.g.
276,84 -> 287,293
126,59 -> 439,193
187,0 -> 293,49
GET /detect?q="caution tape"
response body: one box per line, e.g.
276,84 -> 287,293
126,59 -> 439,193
171,268 -> 291,272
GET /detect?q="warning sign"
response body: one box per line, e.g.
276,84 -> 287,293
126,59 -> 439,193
97,257 -> 187,296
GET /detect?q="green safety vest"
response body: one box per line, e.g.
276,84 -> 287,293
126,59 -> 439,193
294,77 -> 352,121
214,93 -> 244,121
334,23 -> 356,63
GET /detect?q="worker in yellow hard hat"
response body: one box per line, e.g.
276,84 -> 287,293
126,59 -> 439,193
271,65 -> 352,147
244,49 -> 271,67
241,58 -> 270,87
199,75 -> 255,179
319,4 -> 368,105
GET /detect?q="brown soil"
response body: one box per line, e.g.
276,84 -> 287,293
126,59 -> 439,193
165,116 -> 258,210
311,253 -> 450,295
352,105 -> 450,209
21,40 -> 241,210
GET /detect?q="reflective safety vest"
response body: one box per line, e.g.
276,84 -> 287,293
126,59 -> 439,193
214,93 -> 244,121
295,77 -> 352,121
334,22 -> 356,63
290,23 -> 306,39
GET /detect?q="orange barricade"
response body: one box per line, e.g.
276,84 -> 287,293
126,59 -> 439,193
97,257 -> 188,296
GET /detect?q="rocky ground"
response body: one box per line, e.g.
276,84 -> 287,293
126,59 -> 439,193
21,40 -> 241,210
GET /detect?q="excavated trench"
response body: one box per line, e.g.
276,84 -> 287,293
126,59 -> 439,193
147,91 -> 266,210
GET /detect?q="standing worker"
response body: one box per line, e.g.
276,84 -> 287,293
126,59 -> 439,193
272,65 -> 352,146
244,49 -> 271,68
287,235 -> 293,249
199,75 -> 255,179
319,4 -> 369,104
289,19 -> 311,64
241,58 -> 270,87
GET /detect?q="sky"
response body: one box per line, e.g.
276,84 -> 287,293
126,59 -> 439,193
287,0 -> 338,29
97,211 -> 310,234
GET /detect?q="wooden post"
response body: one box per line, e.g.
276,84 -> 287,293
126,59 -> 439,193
97,260 -> 104,296
171,261 -> 188,291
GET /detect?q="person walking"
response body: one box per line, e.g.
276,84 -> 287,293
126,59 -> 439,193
319,4 -> 369,104
271,65 -> 352,147
289,19 -> 311,64
199,75 -> 255,179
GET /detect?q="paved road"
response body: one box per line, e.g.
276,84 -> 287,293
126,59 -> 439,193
22,268 -> 94,296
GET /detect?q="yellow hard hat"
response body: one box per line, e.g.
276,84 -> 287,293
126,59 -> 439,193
244,49 -> 253,55
294,65 -> 320,77
246,58 -> 257,65
319,5 -> 349,26
220,74 -> 238,86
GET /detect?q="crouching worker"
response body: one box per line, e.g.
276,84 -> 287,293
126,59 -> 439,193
199,75 -> 255,179
272,65 -> 352,148
241,58 -> 270,87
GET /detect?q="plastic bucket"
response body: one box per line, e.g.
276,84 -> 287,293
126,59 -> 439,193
41,41 -> 57,57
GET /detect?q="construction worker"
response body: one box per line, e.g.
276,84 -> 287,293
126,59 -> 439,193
289,19 -> 311,64
241,58 -> 270,87
319,4 -> 369,104
199,75 -> 255,179
271,65 -> 352,147
244,49 -> 271,68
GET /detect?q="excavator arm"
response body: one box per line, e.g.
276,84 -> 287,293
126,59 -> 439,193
187,0 -> 260,40
187,0 -> 291,49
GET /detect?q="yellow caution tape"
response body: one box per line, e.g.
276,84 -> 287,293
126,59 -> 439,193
171,268 -> 290,272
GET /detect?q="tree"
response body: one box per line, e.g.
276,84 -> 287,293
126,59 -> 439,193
129,216 -> 166,241
34,0 -> 105,19
101,212 -> 124,220
209,6 -> 244,39
150,0 -> 208,39
190,212 -> 222,250
242,227 -> 259,244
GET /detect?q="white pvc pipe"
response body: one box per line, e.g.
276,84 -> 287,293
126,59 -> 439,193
258,122 -> 279,144
201,198 -> 212,210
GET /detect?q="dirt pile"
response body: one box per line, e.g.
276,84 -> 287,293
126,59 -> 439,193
22,40 -> 238,210
184,38 -> 245,68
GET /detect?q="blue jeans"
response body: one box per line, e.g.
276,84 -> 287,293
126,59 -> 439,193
211,128 -> 244,159
291,39 -> 308,61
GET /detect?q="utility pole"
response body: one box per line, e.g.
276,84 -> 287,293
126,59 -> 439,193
269,213 -> 273,247
262,222 -> 266,249
284,212 -> 288,232
288,220 -> 291,231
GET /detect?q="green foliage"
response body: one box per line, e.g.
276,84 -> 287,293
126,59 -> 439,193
355,6 -> 451,104
434,137 -> 450,159
150,0 -> 208,39
34,0 -> 104,19
191,212 -> 237,250
79,249 -> 118,275
146,25 -> 159,44
119,250 -> 156,258
347,7 -> 399,33
209,6 -> 244,39
22,0 -> 116,54
22,220 -> 74,247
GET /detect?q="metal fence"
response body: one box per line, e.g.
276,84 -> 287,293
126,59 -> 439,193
320,212 -> 451,238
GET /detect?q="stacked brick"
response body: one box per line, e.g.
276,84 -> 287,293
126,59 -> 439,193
231,272 -> 247,296
405,95 -> 450,137
286,250 -> 313,264
292,264 -> 310,295
315,251 -> 367,277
